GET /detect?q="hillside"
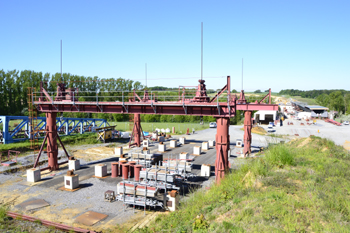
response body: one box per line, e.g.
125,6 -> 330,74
139,136 -> 350,232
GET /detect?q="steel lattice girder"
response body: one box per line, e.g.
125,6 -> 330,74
34,102 -> 278,117
0,116 -> 109,144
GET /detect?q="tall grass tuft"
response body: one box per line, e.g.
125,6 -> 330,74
265,144 -> 295,167
0,204 -> 8,222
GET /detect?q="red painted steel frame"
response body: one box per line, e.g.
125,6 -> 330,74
33,77 -> 278,181
215,117 -> 230,183
134,113 -> 141,147
243,111 -> 252,155
46,113 -> 59,170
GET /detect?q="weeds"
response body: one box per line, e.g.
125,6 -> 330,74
145,137 -> 350,232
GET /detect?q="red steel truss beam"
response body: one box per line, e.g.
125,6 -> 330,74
34,101 -> 278,116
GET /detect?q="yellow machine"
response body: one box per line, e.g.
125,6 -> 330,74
96,126 -> 117,142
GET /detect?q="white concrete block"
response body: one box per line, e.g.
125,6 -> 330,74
167,192 -> 179,212
201,164 -> 211,177
158,136 -> 165,142
119,157 -> 128,162
209,140 -> 215,147
236,139 -> 243,148
95,164 -> 107,177
115,147 -> 123,156
179,137 -> 186,145
202,142 -> 209,150
193,146 -> 201,155
179,152 -> 189,160
64,175 -> 79,189
159,144 -> 166,152
170,140 -> 177,148
68,159 -> 80,171
142,149 -> 150,154
27,168 -> 41,183
142,139 -> 149,148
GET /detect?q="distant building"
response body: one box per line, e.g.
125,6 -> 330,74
254,110 -> 278,124
291,102 -> 328,119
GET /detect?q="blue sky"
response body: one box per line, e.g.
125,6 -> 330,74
0,0 -> 349,92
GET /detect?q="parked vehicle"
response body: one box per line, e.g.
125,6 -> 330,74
209,122 -> 217,128
267,126 -> 274,133
344,121 -> 349,125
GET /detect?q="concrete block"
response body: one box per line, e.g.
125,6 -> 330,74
202,142 -> 209,150
236,139 -> 243,148
27,168 -> 41,183
179,137 -> 186,145
209,140 -> 215,147
167,191 -> 179,212
158,136 -> 165,142
115,147 -> 123,156
201,164 -> 211,177
68,159 -> 80,171
64,175 -> 79,189
193,146 -> 201,155
170,140 -> 177,148
142,149 -> 150,154
119,157 -> 128,162
142,139 -> 149,148
95,164 -> 107,177
159,144 -> 166,152
179,152 -> 189,160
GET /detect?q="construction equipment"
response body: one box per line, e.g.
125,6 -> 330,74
96,126 -> 118,142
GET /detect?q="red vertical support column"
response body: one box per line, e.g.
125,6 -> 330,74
134,114 -> 141,147
46,112 -> 59,171
215,117 -> 230,183
244,111 -> 252,155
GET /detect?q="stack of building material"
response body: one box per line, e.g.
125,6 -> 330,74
129,159 -> 152,168
163,160 -> 192,172
115,195 -> 164,208
131,153 -> 153,160
139,167 -> 175,183
130,153 -> 163,166
117,182 -> 159,197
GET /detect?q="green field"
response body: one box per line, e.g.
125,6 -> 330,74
0,122 -> 209,155
111,122 -> 209,134
141,136 -> 350,232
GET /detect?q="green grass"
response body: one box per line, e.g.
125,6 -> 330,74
1,122 -> 209,155
283,95 -> 318,105
110,122 -> 210,134
139,136 -> 350,232
0,204 -> 61,232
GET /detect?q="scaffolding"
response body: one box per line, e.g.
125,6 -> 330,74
27,87 -> 40,165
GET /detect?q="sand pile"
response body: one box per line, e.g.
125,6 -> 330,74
72,146 -> 115,161
252,126 -> 266,135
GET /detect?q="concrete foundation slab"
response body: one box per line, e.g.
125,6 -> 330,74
75,211 -> 108,226
17,199 -> 50,211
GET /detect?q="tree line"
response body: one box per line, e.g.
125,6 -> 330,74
279,89 -> 350,113
2,69 -> 250,124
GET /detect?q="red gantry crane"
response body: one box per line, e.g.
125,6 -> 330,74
32,76 -> 278,182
